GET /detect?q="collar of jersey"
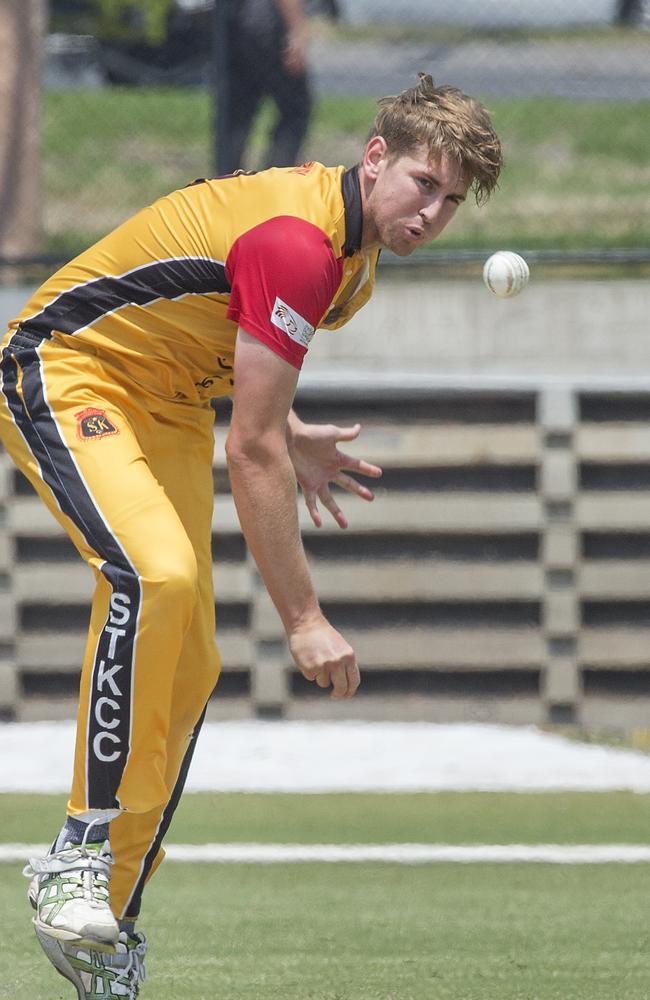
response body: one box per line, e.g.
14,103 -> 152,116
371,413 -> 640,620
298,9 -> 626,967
342,166 -> 363,257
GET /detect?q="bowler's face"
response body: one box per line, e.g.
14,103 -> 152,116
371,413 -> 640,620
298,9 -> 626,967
361,140 -> 469,256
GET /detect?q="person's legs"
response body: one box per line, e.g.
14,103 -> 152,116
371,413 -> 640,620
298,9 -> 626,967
105,392 -> 220,922
223,33 -> 264,172
0,333 -> 219,953
615,0 -> 643,25
264,59 -> 312,168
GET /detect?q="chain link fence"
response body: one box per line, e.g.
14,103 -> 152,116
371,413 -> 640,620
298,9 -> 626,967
1,0 -> 649,265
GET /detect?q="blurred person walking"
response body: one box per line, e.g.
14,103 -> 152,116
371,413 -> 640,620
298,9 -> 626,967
222,0 -> 313,172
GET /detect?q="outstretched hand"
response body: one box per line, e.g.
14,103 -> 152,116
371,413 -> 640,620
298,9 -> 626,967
287,419 -> 383,529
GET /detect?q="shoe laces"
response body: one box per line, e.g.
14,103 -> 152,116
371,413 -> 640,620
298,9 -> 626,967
80,816 -> 109,849
23,817 -> 114,903
124,933 -> 148,985
100,932 -> 147,995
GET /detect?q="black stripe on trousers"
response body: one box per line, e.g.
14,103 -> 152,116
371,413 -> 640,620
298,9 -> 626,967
0,335 -> 142,810
122,703 -> 210,919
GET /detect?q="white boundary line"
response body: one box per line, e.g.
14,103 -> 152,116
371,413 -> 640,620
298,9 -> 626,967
6,843 -> 650,864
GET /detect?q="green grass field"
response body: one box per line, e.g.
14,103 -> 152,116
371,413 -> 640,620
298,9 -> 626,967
6,790 -> 650,844
3,791 -> 650,999
43,89 -> 650,257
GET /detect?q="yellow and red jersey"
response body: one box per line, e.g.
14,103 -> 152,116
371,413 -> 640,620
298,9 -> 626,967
9,163 -> 378,398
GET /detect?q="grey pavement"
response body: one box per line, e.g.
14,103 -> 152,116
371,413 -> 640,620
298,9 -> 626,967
0,286 -> 34,327
44,27 -> 650,101
311,36 -> 650,100
338,0 -> 618,28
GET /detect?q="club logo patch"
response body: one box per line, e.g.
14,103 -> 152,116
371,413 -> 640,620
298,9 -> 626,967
289,161 -> 315,175
76,407 -> 118,441
271,297 -> 315,348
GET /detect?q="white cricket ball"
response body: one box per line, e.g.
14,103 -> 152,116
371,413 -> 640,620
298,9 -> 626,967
482,251 -> 530,298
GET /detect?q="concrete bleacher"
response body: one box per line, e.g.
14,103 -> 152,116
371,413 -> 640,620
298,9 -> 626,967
3,374 -> 650,726
2,271 -> 649,724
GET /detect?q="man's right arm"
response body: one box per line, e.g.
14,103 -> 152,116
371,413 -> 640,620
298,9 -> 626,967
226,327 -> 359,699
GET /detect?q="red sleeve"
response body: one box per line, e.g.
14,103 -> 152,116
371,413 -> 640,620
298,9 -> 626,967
225,215 -> 343,369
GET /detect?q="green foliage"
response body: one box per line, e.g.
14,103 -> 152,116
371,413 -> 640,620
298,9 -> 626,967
94,0 -> 173,44
51,0 -> 175,44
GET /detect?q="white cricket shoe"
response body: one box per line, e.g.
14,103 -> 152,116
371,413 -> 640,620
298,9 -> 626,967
24,833 -> 119,952
34,926 -> 148,1000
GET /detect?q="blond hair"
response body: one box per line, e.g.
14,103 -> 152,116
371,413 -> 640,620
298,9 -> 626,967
369,73 -> 503,205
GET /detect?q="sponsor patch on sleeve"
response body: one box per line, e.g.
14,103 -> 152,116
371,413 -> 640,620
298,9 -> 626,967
271,297 -> 315,349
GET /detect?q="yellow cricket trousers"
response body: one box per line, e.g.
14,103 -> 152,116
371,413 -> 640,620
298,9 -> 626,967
0,327 -> 221,919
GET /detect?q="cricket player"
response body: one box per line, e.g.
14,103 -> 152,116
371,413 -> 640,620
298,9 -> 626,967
0,75 -> 502,998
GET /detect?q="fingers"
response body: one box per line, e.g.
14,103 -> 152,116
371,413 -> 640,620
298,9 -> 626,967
355,458 -> 384,479
313,659 -> 360,699
303,487 -> 346,529
303,490 -> 322,529
334,471 -> 376,502
332,656 -> 360,699
304,475 -> 379,527
290,625 -> 360,700
333,423 -> 362,442
318,486 -> 347,529
304,489 -> 345,528
334,425 -> 383,479
330,656 -> 360,700
347,658 -> 361,697
329,665 -> 348,698
336,450 -> 383,480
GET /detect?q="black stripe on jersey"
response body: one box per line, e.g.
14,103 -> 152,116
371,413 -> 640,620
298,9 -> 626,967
0,335 -> 141,810
342,166 -> 363,257
121,703 -> 208,919
20,257 -> 230,340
